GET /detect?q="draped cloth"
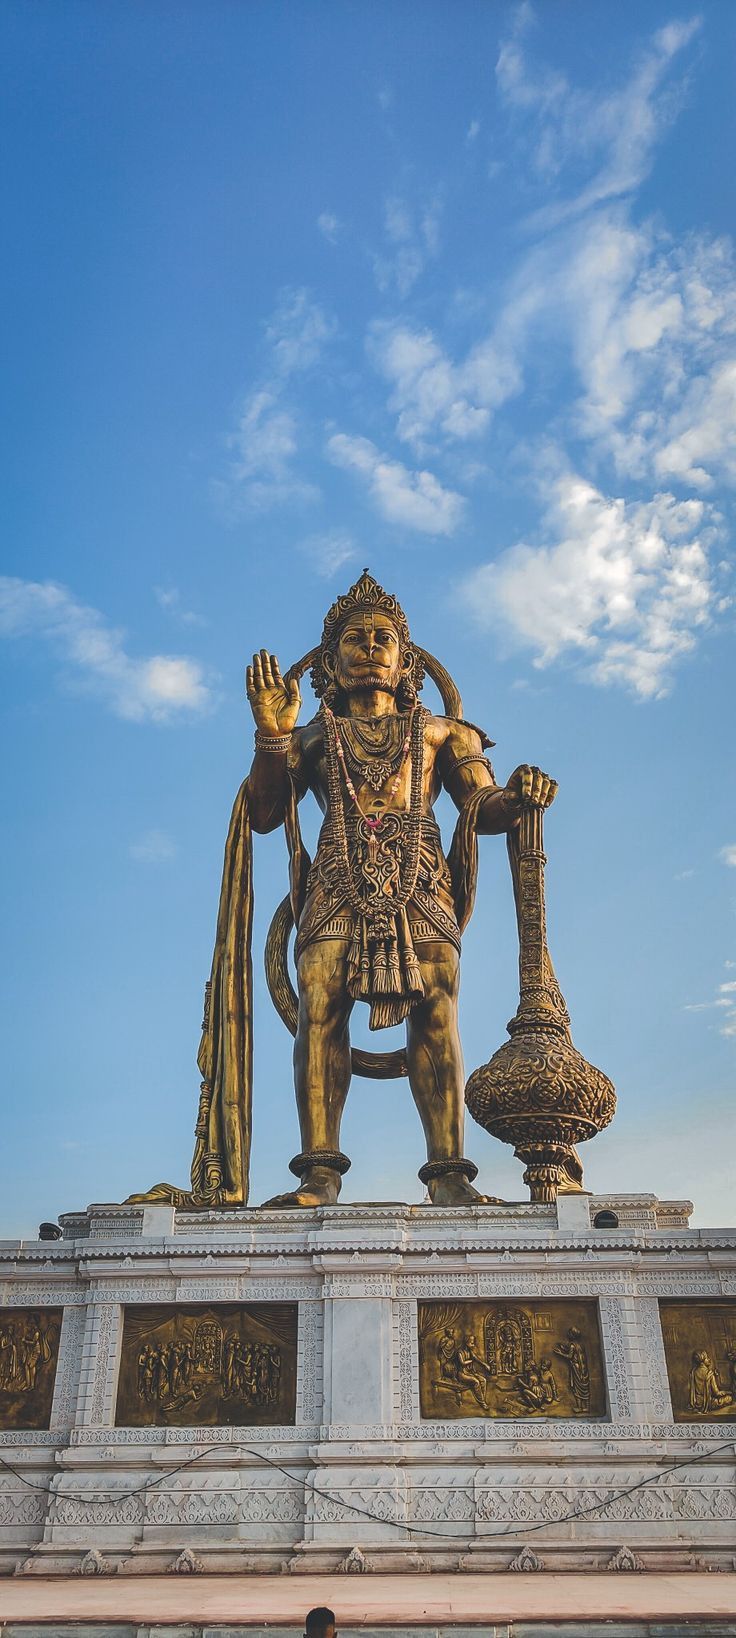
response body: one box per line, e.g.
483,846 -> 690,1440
126,781 -> 254,1208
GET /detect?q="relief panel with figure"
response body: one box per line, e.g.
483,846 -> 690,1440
418,1299 -> 606,1420
0,1307 -> 62,1430
115,1303 -> 297,1427
659,1300 -> 736,1422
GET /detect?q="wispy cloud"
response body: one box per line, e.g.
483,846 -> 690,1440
130,829 -> 178,864
154,586 -> 203,627
720,844 -> 736,869
224,289 -> 334,510
326,431 -> 465,536
299,529 -> 357,579
497,6 -> 702,229
368,318 -> 519,452
317,211 -> 340,244
0,578 -> 213,722
372,193 -> 443,298
685,967 -> 736,1038
459,471 -> 725,698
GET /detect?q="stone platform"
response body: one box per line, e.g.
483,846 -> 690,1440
1,1191 -> 735,1603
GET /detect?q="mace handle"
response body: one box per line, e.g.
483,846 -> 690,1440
508,800 -> 570,1037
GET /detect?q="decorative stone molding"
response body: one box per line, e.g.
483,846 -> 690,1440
297,1298 -> 324,1425
75,1547 -> 116,1575
340,1544 -> 369,1572
608,1543 -> 645,1570
638,1298 -> 673,1421
599,1298 -> 634,1421
49,1302 -> 87,1429
509,1544 -> 544,1571
394,1299 -> 417,1424
169,1547 -> 205,1572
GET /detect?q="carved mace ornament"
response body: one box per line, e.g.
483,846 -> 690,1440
465,798 -> 616,1203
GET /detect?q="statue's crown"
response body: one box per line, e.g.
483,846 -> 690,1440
320,568 -> 410,653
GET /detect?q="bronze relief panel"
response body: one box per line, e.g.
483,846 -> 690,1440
418,1299 -> 606,1420
0,1307 -> 62,1431
115,1303 -> 298,1428
659,1300 -> 736,1421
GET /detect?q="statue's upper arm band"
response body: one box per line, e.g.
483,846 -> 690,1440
446,753 -> 497,780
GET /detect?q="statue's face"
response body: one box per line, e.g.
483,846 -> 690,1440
335,613 -> 403,693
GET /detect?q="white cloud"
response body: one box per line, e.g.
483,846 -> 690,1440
264,288 -> 336,376
326,432 -> 465,536
154,586 -> 202,626
685,965 -> 736,1039
317,211 -> 339,244
720,844 -> 736,869
497,7 -> 702,229
378,209 -> 736,493
372,193 -> 443,298
368,319 -> 520,452
0,578 -> 213,722
225,289 -> 334,509
130,829 -> 178,864
466,119 -> 481,144
299,530 -> 357,579
458,471 -> 724,698
562,225 -> 736,491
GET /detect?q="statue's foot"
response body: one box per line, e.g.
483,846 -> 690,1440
260,1165 -> 341,1210
427,1174 -> 506,1207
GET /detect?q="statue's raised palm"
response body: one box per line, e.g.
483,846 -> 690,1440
246,649 -> 301,735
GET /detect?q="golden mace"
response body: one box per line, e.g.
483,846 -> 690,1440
465,796 -> 616,1203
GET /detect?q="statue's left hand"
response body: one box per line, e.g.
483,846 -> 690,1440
505,764 -> 558,810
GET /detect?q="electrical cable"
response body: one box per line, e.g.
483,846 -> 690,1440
1,1436 -> 734,1545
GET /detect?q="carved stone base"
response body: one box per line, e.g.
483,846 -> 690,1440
2,1190 -> 735,1586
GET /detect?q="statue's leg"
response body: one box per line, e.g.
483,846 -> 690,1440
406,941 -> 503,1206
261,937 -> 353,1209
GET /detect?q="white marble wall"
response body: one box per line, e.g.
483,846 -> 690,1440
2,1194 -> 736,1577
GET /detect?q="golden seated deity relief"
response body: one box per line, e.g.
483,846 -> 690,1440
418,1299 -> 606,1420
660,1301 -> 736,1422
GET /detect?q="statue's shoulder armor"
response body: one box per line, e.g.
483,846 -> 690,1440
436,715 -> 495,751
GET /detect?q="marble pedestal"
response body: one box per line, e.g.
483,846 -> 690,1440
1,1192 -> 736,1586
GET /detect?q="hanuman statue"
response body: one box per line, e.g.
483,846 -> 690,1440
130,571 -> 557,1212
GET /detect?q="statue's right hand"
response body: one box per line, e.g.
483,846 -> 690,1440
246,650 -> 301,735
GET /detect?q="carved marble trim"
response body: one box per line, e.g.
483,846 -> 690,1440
49,1303 -> 87,1430
0,1281 -> 86,1305
297,1298 -> 324,1425
69,1424 -> 320,1445
394,1299 -> 418,1424
76,1303 -> 122,1428
599,1298 -> 634,1422
637,1297 -> 674,1421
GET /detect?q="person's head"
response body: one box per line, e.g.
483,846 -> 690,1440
312,569 -> 423,710
305,1606 -> 336,1638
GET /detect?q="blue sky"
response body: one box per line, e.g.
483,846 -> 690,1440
2,0 -> 735,1235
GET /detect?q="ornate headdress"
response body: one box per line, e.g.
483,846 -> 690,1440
310,569 -> 425,707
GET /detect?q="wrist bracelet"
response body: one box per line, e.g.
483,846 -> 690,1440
254,729 -> 292,753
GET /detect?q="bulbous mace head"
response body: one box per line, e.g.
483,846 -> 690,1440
465,1031 -> 616,1202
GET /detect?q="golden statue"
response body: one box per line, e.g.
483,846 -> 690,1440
129,570 -> 613,1211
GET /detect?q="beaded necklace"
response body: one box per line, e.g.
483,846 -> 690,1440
330,712 -> 412,828
321,703 -> 426,917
